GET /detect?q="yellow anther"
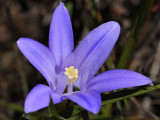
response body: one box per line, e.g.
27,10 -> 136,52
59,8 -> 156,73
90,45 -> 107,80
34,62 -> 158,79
64,66 -> 78,83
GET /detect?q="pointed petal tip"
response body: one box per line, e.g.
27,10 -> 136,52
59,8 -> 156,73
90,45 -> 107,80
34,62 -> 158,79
17,38 -> 30,46
89,106 -> 100,114
108,21 -> 120,32
58,1 -> 66,10
59,1 -> 64,5
144,77 -> 152,84
17,38 -> 25,48
17,38 -> 32,50
17,38 -> 23,45
87,70 -> 152,93
24,103 -> 43,114
108,21 -> 120,26
92,110 -> 99,114
16,39 -> 20,44
24,108 -> 31,114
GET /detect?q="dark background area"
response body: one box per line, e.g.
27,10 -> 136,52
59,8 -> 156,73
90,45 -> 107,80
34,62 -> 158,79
0,0 -> 160,119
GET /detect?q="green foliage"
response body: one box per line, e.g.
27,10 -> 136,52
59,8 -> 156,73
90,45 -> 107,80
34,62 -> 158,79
117,0 -> 154,69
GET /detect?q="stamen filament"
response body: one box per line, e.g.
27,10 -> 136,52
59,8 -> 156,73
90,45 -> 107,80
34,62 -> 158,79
67,82 -> 73,93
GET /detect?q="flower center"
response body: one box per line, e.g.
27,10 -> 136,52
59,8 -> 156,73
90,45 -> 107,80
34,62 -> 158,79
64,66 -> 78,84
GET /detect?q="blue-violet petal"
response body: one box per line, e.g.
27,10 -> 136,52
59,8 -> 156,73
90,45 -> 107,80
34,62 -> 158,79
62,90 -> 101,114
87,69 -> 152,93
49,3 -> 74,70
64,21 -> 120,87
25,84 -> 52,113
17,38 -> 57,88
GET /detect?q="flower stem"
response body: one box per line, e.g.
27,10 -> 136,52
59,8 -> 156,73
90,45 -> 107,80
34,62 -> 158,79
81,110 -> 89,120
49,99 -> 62,120
0,99 -> 24,112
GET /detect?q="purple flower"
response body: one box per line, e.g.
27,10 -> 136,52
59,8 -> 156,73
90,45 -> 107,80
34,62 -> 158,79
17,3 -> 151,114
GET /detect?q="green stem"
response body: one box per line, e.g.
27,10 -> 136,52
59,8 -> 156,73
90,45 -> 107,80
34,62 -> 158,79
0,99 -> 24,112
117,0 -> 153,69
102,104 -> 112,117
0,99 -> 48,118
49,99 -> 62,120
106,56 -> 115,70
81,110 -> 89,120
